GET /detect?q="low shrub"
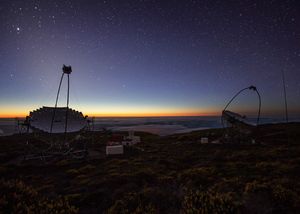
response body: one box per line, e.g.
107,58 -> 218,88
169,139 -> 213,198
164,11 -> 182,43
243,180 -> 300,213
181,189 -> 238,214
107,192 -> 157,214
0,179 -> 78,213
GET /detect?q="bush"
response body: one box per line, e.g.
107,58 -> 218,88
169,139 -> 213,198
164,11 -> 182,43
181,189 -> 238,214
178,167 -> 215,188
0,179 -> 78,213
243,180 -> 300,213
107,192 -> 157,214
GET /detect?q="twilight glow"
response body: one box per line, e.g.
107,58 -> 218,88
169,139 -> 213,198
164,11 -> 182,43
0,1 -> 299,118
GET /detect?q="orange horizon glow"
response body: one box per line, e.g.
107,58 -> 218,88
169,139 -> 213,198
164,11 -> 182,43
0,111 -> 220,118
1,105 -> 297,118
85,111 -> 220,117
0,106 -> 219,118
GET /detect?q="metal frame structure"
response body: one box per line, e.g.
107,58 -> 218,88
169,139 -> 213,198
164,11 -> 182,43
50,65 -> 72,137
221,85 -> 261,143
24,65 -> 88,161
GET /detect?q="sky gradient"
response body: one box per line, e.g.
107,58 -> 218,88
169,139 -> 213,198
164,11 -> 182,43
0,0 -> 299,117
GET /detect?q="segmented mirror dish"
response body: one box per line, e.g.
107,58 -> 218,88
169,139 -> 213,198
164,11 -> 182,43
29,106 -> 87,133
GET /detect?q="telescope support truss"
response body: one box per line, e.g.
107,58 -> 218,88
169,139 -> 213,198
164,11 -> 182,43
50,65 -> 72,139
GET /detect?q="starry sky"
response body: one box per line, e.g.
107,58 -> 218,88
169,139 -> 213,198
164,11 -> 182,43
0,0 -> 299,117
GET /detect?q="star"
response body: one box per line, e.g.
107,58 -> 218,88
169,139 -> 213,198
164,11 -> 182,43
0,0 -> 299,118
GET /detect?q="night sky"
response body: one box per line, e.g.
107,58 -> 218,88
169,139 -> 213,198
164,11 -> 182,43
0,0 -> 299,117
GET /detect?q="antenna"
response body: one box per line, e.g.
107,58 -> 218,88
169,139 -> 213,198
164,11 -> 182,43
281,69 -> 289,123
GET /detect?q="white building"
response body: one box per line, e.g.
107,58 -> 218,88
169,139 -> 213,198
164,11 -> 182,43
106,145 -> 124,155
122,131 -> 141,146
200,137 -> 209,144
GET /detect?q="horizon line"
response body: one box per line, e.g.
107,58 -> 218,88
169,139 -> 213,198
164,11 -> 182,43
0,113 -> 221,118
